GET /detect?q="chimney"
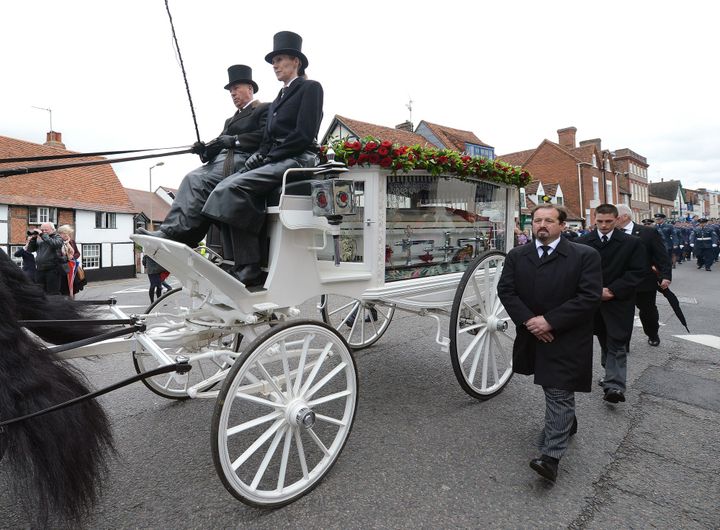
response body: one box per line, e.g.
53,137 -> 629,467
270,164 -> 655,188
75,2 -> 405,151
557,127 -> 577,149
44,131 -> 66,149
395,120 -> 413,132
579,138 -> 602,151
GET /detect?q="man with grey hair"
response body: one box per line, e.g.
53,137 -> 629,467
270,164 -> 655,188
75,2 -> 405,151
614,204 -> 672,347
27,222 -> 64,294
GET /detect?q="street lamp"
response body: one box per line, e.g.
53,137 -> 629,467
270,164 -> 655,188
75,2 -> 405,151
149,162 -> 164,229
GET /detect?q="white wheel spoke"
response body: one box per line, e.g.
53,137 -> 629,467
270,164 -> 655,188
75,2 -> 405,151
281,340 -> 293,399
480,330 -> 490,390
234,391 -> 285,409
329,300 -> 358,319
256,360 -> 287,403
307,428 -> 330,456
277,426 -> 293,491
305,363 -> 348,400
231,419 -> 285,471
250,427 -> 286,490
294,428 -> 309,480
308,389 -> 351,407
460,327 -> 487,364
468,330 -> 486,384
292,334 -> 314,396
314,413 -> 346,427
299,341 -> 333,397
227,411 -> 282,437
471,276 -> 485,317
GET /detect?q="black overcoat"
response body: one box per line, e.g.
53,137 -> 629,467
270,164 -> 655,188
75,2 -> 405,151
628,223 -> 672,292
497,237 -> 602,392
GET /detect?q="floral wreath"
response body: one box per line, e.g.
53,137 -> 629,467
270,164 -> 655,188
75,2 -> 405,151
321,136 -> 532,188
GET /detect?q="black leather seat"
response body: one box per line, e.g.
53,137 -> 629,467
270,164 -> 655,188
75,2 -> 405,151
266,169 -> 317,207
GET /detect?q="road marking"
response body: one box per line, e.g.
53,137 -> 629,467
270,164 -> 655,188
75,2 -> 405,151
675,335 -> 720,350
635,316 -> 665,328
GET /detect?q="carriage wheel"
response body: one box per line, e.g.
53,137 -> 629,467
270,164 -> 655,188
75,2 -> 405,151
319,294 -> 394,350
211,320 -> 357,507
449,250 -> 514,400
133,288 -> 240,400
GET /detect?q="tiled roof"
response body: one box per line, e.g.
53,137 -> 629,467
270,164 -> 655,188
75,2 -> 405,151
332,115 -> 435,147
649,180 -> 682,201
0,134 -> 134,213
497,148 -> 535,167
524,180 -> 540,194
125,188 -> 171,223
568,144 -> 596,164
418,121 -> 492,150
543,183 -> 559,196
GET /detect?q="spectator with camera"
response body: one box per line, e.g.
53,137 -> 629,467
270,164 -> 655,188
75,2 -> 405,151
27,222 -> 64,294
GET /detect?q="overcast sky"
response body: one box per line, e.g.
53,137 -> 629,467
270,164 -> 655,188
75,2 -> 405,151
2,0 -> 718,193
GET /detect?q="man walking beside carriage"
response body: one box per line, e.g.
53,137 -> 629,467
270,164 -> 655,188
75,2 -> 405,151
498,204 -> 602,483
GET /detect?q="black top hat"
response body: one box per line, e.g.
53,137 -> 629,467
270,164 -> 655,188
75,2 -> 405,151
641,218 -> 654,224
697,217 -> 708,223
224,64 -> 259,93
265,31 -> 309,70
654,213 -> 666,219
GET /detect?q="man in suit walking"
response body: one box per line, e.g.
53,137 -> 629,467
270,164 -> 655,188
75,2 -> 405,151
138,64 -> 269,247
615,204 -> 672,347
498,204 -> 602,482
577,204 -> 647,404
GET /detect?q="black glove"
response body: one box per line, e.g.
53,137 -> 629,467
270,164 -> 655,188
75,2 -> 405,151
191,141 -> 209,162
216,135 -> 237,149
203,138 -> 225,162
244,153 -> 267,170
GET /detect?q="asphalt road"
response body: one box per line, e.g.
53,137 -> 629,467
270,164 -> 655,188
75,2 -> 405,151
1,261 -> 719,529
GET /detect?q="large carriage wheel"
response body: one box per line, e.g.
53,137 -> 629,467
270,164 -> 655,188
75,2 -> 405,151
133,288 -> 240,400
319,294 -> 394,350
449,250 -> 514,400
211,320 -> 357,507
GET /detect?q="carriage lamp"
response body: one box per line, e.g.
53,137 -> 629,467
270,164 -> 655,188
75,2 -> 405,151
311,180 -> 356,216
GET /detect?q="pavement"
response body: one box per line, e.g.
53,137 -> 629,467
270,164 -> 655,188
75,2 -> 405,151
1,260 -> 719,528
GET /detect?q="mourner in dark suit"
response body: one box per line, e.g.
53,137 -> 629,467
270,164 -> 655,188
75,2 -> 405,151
202,31 -> 323,286
615,204 -> 672,347
138,64 -> 269,247
577,204 -> 647,404
498,204 -> 602,482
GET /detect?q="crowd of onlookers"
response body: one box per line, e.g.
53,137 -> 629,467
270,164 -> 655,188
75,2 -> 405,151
13,222 -> 86,298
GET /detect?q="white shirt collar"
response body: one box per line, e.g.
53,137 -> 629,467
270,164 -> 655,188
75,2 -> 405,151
623,221 -> 635,234
597,229 -> 615,240
284,76 -> 299,89
535,236 -> 561,256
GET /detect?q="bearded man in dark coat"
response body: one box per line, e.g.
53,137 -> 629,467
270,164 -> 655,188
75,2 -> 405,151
498,204 -> 602,482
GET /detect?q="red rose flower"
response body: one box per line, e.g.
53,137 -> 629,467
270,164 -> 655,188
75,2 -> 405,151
347,157 -> 357,166
378,146 -> 390,156
369,153 -> 380,164
358,153 -> 369,163
351,141 -> 361,151
364,141 -> 378,152
381,140 -> 392,148
379,156 -> 393,168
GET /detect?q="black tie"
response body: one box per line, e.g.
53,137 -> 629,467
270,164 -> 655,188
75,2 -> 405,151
601,235 -> 608,245
280,86 -> 287,98
540,245 -> 550,260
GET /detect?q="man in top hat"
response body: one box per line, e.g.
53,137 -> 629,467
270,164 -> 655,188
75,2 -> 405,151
201,31 -> 324,286
138,65 -> 269,247
641,218 -> 654,226
690,218 -> 719,271
654,213 -> 678,268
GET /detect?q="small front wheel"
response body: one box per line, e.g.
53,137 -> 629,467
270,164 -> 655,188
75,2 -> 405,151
449,250 -> 514,400
319,294 -> 394,350
211,320 -> 358,507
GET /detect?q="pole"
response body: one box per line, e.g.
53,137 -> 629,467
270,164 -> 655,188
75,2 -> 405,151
148,162 -> 164,229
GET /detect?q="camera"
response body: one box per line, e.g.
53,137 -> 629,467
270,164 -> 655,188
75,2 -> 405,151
27,229 -> 41,236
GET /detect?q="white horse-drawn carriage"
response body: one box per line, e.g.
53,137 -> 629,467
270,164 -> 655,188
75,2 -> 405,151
59,152 -> 520,507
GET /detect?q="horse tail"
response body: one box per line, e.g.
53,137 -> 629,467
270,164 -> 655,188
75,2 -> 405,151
0,259 -> 114,525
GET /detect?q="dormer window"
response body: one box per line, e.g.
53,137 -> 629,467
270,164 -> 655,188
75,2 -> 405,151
591,154 -> 597,168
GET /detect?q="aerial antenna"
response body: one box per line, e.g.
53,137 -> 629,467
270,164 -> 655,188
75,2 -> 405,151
405,97 -> 413,124
32,106 -> 53,130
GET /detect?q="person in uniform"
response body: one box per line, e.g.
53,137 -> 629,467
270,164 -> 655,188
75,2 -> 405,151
138,65 -> 269,247
497,204 -> 602,482
689,218 -> 719,271
201,31 -> 324,286
654,213 -> 677,268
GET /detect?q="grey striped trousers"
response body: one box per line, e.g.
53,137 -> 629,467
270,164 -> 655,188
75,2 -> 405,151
536,387 -> 575,459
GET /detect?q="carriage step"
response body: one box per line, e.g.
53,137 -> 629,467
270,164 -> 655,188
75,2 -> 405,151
253,302 -> 279,313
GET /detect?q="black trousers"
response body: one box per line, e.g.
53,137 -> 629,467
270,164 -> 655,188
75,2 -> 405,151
635,289 -> 659,339
161,151 -> 250,246
36,267 -> 61,295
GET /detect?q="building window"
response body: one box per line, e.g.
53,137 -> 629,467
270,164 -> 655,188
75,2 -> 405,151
82,243 -> 101,269
28,206 -> 58,225
556,196 -> 563,205
9,245 -> 24,267
593,177 -> 600,200
591,154 -> 597,168
464,144 -> 495,160
520,189 -> 527,208
606,181 -> 613,202
95,212 -> 117,229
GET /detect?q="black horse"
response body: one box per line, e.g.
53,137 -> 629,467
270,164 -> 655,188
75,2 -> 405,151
0,250 -> 114,526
